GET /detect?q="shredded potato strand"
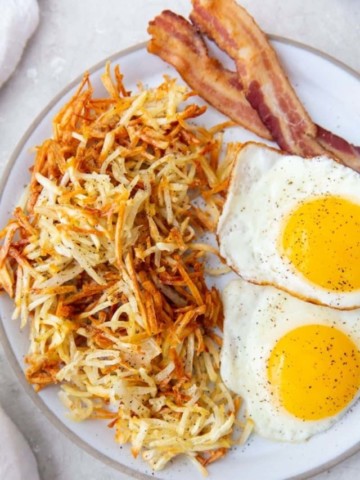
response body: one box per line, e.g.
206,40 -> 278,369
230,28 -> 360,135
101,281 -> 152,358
0,64 -> 243,472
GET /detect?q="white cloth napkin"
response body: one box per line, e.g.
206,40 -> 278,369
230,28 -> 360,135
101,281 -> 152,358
0,0 -> 39,88
0,405 -> 40,480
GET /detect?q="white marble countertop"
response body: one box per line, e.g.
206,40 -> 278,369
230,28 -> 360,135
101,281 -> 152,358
0,1 -> 359,479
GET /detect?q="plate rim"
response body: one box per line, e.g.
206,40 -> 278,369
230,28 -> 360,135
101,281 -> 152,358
0,36 -> 359,480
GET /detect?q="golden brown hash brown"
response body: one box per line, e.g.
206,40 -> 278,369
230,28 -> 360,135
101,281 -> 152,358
0,63 -> 252,472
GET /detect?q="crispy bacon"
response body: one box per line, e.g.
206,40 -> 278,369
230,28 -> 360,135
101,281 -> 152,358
147,10 -> 271,140
190,0 -> 329,155
189,0 -> 360,168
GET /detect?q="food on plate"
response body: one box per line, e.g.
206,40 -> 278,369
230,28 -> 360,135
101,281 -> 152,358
147,9 -> 271,140
1,0 -> 359,473
218,143 -> 360,310
221,277 -> 360,441
147,1 -> 360,171
0,65 -> 251,472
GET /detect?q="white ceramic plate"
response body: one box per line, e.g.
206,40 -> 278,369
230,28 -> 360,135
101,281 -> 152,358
0,39 -> 360,480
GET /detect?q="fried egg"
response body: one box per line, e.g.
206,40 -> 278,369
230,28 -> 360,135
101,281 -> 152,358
217,143 -> 360,309
221,278 -> 360,441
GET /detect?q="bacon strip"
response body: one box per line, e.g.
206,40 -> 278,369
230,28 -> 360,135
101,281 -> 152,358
147,10 -> 271,140
190,0 -> 332,157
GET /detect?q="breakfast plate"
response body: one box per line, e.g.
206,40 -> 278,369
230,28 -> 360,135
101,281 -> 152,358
0,38 -> 359,480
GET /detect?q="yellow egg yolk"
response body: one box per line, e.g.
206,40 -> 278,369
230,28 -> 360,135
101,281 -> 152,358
281,195 -> 360,292
267,324 -> 360,420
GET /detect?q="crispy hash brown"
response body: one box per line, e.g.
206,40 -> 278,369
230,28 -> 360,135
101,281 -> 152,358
0,63 -> 252,472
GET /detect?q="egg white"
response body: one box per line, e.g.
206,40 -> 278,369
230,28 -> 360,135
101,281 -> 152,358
217,142 -> 360,309
220,277 -> 360,442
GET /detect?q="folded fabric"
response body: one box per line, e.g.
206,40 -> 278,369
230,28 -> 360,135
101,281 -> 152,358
0,404 -> 40,480
0,0 -> 39,88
